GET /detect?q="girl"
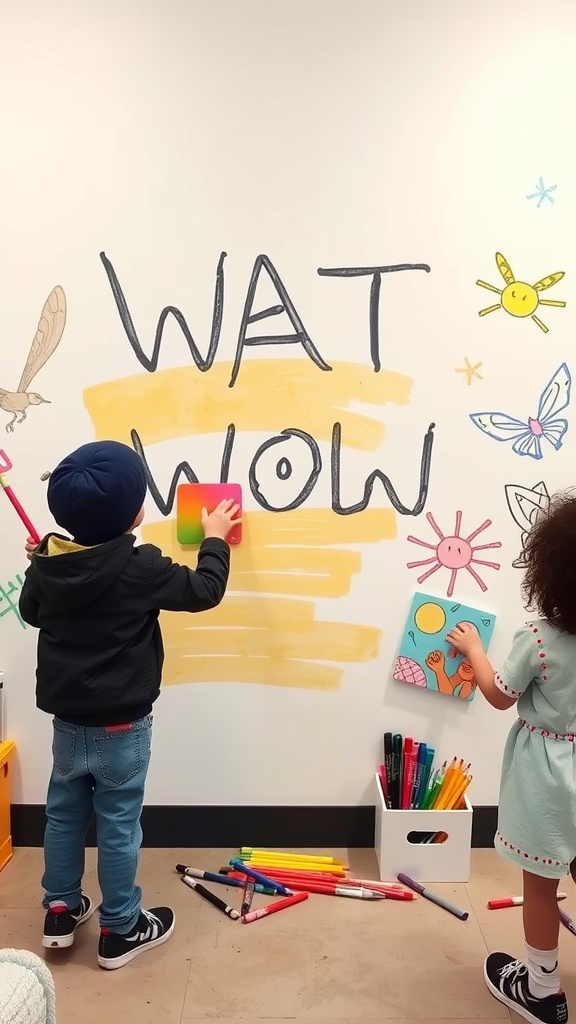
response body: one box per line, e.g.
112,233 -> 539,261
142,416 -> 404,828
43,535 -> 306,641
447,492 -> 576,1024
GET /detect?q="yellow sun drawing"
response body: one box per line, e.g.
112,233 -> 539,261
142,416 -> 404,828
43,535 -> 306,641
476,252 -> 565,333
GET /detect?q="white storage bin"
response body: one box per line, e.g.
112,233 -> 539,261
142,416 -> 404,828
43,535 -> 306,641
374,773 -> 472,883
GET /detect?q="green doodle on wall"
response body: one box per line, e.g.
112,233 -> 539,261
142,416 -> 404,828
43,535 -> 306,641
0,575 -> 26,629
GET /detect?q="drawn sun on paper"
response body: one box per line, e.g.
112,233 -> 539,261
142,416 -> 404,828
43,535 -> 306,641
476,252 -> 565,333
406,510 -> 502,598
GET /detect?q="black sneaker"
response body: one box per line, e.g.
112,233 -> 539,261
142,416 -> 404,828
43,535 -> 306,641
484,952 -> 568,1024
98,907 -> 175,970
42,894 -> 95,948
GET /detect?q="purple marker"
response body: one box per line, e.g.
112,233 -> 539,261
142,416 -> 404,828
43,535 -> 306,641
559,908 -> 576,936
397,873 -> 469,921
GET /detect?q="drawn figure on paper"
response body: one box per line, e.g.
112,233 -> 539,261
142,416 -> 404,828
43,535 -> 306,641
505,481 -> 550,568
425,650 -> 476,700
470,363 -> 571,462
0,286 -> 66,432
476,252 -> 565,333
407,510 -> 502,598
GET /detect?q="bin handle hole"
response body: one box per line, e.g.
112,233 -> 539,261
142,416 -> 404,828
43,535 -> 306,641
407,830 -> 448,845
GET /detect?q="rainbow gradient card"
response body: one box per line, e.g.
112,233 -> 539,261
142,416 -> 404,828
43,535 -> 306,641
176,483 -> 242,546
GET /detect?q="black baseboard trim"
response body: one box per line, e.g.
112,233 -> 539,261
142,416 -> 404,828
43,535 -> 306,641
11,804 -> 499,849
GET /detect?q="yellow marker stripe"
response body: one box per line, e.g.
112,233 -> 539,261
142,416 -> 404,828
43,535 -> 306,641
84,359 -> 412,451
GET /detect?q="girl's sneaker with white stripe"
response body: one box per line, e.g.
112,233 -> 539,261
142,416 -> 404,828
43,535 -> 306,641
98,907 -> 175,970
484,953 -> 568,1024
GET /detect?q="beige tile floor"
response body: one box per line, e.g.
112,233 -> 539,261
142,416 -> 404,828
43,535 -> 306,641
2,847 -> 576,1022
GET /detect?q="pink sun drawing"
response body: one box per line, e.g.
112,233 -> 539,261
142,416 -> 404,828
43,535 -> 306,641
406,510 -> 502,598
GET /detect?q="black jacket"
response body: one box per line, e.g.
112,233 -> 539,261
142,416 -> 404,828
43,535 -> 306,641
19,532 -> 230,726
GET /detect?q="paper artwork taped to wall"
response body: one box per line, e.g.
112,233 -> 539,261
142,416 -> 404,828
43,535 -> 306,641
393,591 -> 496,702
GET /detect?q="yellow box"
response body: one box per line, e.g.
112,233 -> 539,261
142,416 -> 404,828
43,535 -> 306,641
0,740 -> 16,872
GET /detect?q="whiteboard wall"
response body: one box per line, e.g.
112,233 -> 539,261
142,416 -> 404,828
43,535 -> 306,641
1,0 -> 575,808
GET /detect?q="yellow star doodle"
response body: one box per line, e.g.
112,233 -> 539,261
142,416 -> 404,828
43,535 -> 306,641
456,357 -> 483,385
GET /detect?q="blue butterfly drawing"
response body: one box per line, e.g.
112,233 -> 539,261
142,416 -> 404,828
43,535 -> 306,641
470,363 -> 571,461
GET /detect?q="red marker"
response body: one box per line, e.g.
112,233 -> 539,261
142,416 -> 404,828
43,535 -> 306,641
401,738 -> 416,809
488,893 -> 567,910
242,891 -> 308,923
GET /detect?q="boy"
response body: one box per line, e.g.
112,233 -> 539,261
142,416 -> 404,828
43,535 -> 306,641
20,440 -> 240,970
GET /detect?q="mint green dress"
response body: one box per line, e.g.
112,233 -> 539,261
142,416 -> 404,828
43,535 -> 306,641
495,620 -> 576,878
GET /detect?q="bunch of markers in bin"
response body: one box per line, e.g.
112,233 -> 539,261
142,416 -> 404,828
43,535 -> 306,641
176,849 -> 416,924
378,732 -> 472,811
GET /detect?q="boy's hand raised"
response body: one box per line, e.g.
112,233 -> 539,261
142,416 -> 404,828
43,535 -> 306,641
25,535 -> 39,560
202,499 -> 242,542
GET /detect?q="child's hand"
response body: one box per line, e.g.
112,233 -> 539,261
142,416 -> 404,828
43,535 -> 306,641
446,621 -> 482,657
25,535 -> 39,561
202,499 -> 242,542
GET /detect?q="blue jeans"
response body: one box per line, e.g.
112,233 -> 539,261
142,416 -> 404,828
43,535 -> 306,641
42,715 -> 152,934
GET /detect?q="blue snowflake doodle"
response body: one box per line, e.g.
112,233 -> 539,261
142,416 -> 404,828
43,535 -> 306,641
527,178 -> 557,208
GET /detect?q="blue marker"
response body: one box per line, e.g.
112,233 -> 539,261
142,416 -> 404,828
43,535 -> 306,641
415,747 -> 435,809
176,865 -> 274,895
229,859 -> 292,896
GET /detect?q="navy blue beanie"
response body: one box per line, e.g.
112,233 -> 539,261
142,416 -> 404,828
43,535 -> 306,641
47,441 -> 147,546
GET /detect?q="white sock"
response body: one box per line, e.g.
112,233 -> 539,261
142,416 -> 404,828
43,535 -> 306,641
525,943 -> 561,999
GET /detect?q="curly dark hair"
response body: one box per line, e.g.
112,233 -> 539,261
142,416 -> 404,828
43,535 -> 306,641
522,491 -> 576,634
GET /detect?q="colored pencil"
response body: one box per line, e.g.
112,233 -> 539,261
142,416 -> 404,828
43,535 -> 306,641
242,892 -> 308,923
446,774 -> 472,810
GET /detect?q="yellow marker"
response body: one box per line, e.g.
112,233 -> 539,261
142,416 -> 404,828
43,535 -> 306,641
240,849 -> 343,865
243,859 -> 347,875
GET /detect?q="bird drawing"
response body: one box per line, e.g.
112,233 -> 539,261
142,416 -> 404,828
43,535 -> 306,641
0,286 -> 66,432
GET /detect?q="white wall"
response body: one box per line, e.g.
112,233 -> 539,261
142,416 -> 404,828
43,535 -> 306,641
2,0 -> 575,807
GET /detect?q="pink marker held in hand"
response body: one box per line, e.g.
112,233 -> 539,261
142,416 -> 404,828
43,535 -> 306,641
0,450 -> 41,544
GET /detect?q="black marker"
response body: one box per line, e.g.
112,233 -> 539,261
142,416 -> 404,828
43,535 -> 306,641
181,875 -> 240,919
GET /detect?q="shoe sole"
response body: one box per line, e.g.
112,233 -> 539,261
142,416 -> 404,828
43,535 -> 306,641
43,899 -> 97,949
483,962 -> 553,1024
97,915 -> 176,970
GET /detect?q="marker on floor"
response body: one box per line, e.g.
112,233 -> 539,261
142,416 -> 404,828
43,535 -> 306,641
181,875 -> 240,919
397,873 -> 469,921
242,892 -> 308,924
489,893 -> 567,910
